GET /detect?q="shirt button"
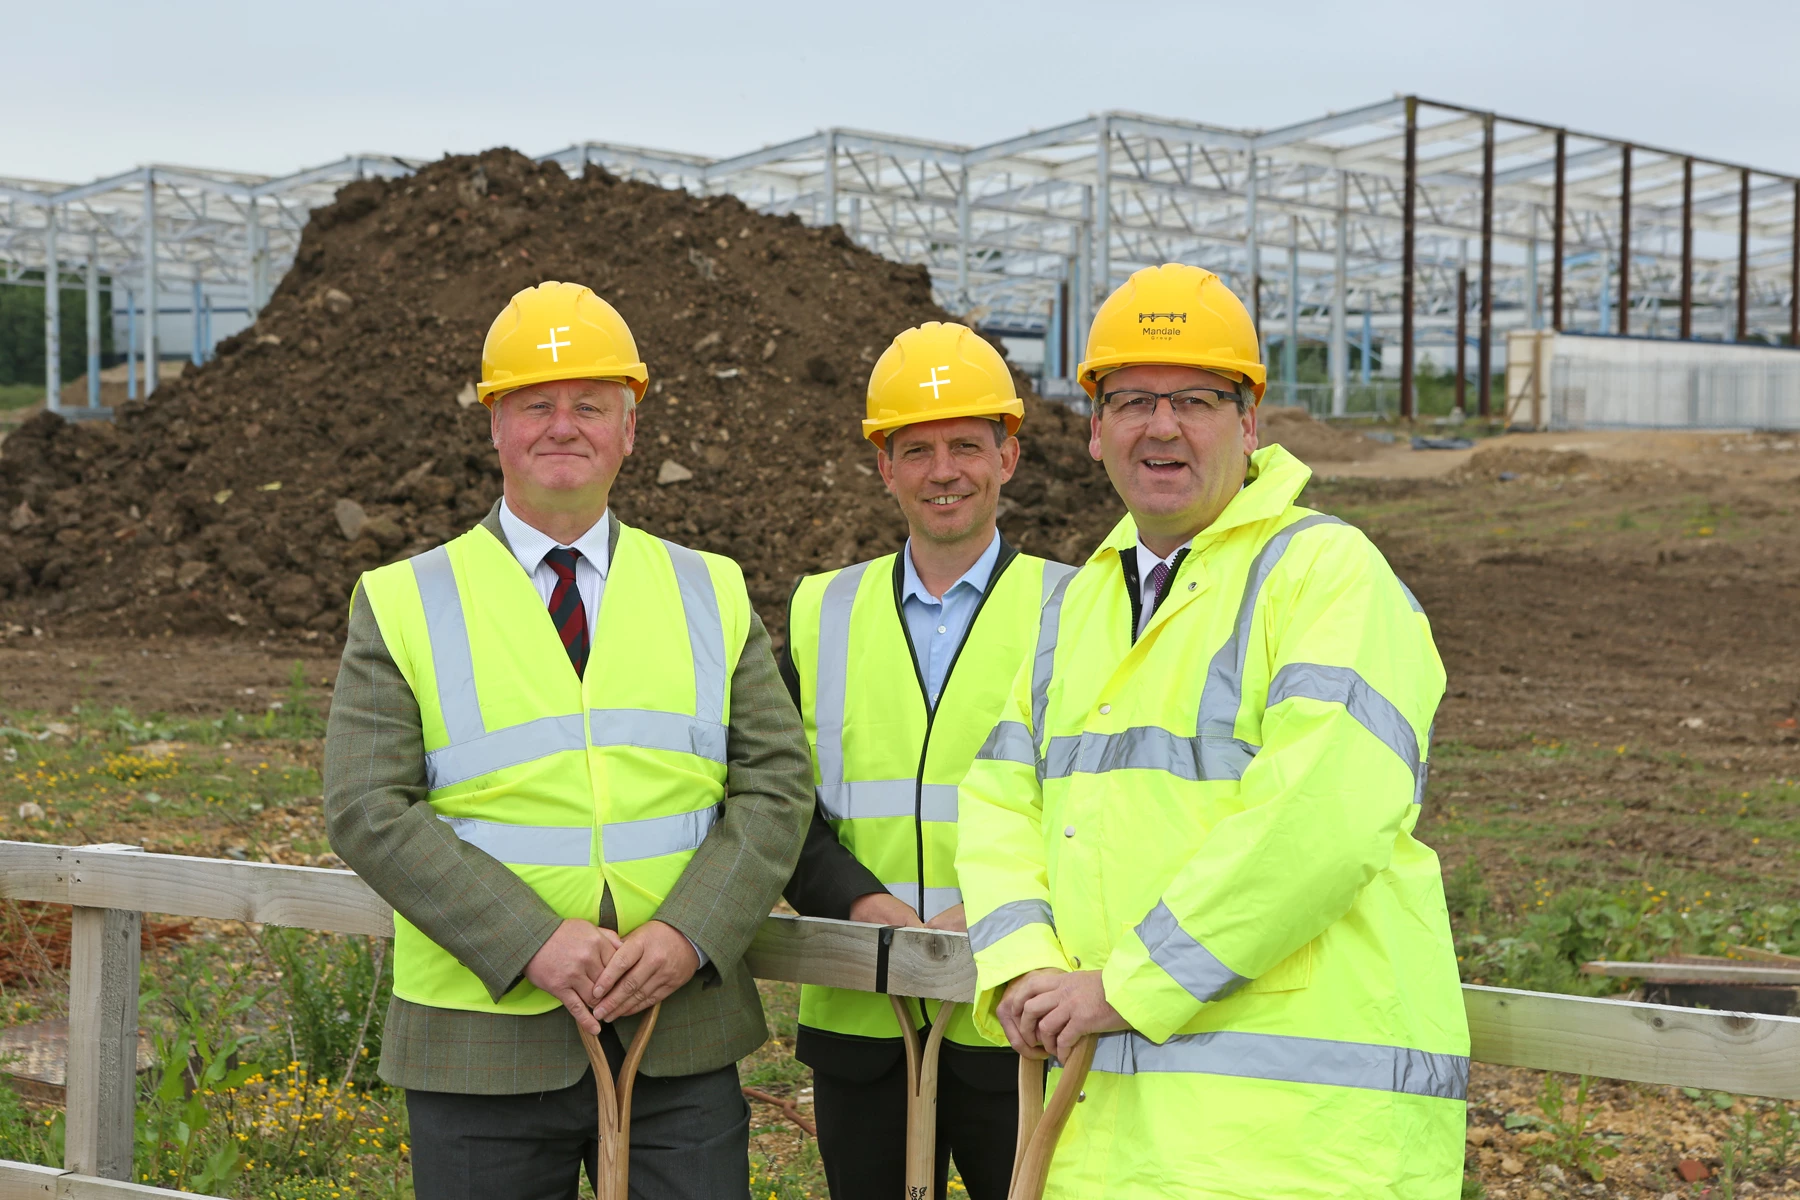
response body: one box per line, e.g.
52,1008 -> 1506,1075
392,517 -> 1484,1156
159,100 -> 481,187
1063,826 -> 1075,838
937,625 -> 947,635
1098,704 -> 1111,715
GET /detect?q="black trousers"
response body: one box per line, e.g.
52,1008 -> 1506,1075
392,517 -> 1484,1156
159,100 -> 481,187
813,1044 -> 1022,1200
406,1026 -> 750,1200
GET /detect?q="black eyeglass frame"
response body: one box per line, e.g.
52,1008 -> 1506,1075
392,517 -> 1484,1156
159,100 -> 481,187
1096,386 -> 1244,418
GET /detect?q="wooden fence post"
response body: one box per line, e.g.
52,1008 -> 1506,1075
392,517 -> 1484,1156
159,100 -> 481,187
65,846 -> 143,1181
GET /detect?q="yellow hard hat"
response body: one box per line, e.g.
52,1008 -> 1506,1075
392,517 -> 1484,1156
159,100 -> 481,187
477,281 -> 649,406
1077,263 -> 1266,404
862,321 -> 1025,448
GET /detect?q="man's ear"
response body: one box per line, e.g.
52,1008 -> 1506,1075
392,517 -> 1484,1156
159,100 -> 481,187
1240,403 -> 1258,455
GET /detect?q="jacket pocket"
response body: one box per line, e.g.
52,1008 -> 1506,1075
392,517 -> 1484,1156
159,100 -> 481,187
1243,939 -> 1314,994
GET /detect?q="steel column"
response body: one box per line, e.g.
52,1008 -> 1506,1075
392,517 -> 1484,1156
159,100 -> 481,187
1618,145 -> 1631,335
1551,131 -> 1565,332
1456,268 -> 1468,415
1245,155 -> 1261,348
1286,214 -> 1300,408
821,132 -> 837,228
1680,158 -> 1694,340
1399,98 -> 1416,420
956,166 -> 971,311
247,197 -> 263,316
142,170 -> 158,395
1096,117 -> 1112,302
124,290 -> 137,402
191,277 -> 205,366
44,207 -> 61,412
1477,115 -> 1495,418
1792,181 -> 1799,348
1526,207 -> 1540,330
86,234 -> 101,408
1330,169 -> 1347,417
1738,169 -> 1751,342
1359,306 -> 1371,385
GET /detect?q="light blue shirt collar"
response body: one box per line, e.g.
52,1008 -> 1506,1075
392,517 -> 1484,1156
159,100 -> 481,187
900,530 -> 1001,606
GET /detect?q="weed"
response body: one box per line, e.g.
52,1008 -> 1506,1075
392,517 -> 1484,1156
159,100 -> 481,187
257,929 -> 391,1090
1459,1174 -> 1487,1200
1515,1074 -> 1619,1181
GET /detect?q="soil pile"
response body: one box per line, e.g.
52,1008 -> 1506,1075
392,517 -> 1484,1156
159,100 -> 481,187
1255,406 -> 1377,464
0,150 -> 1119,641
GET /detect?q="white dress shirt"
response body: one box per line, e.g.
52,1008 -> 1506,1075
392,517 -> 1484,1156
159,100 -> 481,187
1135,536 -> 1192,639
495,499 -> 708,968
899,531 -> 1002,707
498,500 -> 611,633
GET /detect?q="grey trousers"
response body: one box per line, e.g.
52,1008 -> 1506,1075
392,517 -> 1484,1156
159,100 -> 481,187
405,1026 -> 751,1200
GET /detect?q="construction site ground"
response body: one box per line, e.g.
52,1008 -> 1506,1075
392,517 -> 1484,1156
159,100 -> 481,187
2,426 -> 1798,1199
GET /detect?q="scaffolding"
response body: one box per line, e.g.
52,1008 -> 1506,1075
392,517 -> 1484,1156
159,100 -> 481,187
5,96 -> 1796,420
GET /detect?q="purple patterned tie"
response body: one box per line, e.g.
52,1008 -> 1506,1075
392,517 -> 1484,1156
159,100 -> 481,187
1146,559 -> 1172,622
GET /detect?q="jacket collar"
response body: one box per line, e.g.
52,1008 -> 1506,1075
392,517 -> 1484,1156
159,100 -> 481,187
1091,443 -> 1313,563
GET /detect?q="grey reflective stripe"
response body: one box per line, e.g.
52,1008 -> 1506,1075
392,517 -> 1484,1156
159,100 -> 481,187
589,708 -> 727,764
817,780 -> 957,823
975,720 -> 1037,767
1397,577 -> 1425,614
603,804 -> 722,863
1089,1029 -> 1468,1100
1135,899 -> 1249,1003
1266,663 -> 1420,796
424,713 -> 587,790
968,898 -> 1055,954
1040,561 -> 1078,608
1415,722 -> 1434,806
1031,568 -> 1078,757
413,546 -> 483,742
1195,514 -> 1343,781
883,883 -> 963,920
1042,726 -> 1201,782
812,560 -> 871,791
663,541 -> 727,726
439,815 -> 591,867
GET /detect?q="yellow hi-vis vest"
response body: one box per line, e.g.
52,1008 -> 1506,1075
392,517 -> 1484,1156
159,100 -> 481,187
957,445 -> 1467,1200
359,517 -> 749,1015
787,547 -> 1075,1047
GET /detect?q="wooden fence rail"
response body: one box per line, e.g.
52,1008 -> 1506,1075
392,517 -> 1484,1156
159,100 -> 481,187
3,840 -> 1798,1198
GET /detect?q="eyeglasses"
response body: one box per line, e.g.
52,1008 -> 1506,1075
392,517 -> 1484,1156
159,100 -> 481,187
1098,387 -> 1238,422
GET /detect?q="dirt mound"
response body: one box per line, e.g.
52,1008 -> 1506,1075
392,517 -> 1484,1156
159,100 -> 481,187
1452,445 -> 1595,482
0,150 -> 1120,642
1255,405 -> 1377,464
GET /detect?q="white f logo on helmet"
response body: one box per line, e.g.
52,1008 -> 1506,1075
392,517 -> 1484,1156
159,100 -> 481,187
918,365 -> 953,399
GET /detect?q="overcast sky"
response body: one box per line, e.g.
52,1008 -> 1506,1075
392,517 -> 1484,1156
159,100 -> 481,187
7,0 -> 1798,183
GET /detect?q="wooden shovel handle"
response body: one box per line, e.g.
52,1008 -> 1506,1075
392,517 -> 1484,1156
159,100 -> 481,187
576,1001 -> 662,1200
892,995 -> 956,1200
1006,1035 -> 1095,1200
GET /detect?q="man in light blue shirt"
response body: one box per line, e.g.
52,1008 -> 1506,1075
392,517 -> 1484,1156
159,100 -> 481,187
899,529 -> 1003,706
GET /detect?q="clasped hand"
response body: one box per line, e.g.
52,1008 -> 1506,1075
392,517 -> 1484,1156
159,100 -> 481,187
523,917 -> 699,1034
997,968 -> 1130,1063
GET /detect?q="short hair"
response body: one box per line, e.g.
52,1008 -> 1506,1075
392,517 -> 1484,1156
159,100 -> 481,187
883,417 -> 1009,456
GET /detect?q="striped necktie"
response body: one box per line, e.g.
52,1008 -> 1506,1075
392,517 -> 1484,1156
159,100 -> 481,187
1145,559 -> 1173,623
543,547 -> 589,678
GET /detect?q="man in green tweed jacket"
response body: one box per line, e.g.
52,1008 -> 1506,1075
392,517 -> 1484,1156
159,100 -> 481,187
324,282 -> 812,1200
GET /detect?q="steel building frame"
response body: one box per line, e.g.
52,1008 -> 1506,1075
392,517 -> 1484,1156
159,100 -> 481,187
5,96 -> 1796,420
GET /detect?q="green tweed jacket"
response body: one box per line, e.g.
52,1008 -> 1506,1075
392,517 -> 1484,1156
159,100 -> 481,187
323,502 -> 813,1094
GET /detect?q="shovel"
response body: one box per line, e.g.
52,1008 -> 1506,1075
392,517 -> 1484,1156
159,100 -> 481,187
892,994 -> 957,1200
1006,1034 -> 1095,1200
577,1000 -> 662,1200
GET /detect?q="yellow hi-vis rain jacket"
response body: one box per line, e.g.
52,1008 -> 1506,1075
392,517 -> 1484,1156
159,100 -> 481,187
956,444 -> 1467,1199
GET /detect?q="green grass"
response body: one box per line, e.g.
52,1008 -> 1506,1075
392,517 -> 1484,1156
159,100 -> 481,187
0,383 -> 42,412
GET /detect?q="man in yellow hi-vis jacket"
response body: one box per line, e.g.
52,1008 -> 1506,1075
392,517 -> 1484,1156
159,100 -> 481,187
955,263 -> 1468,1199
